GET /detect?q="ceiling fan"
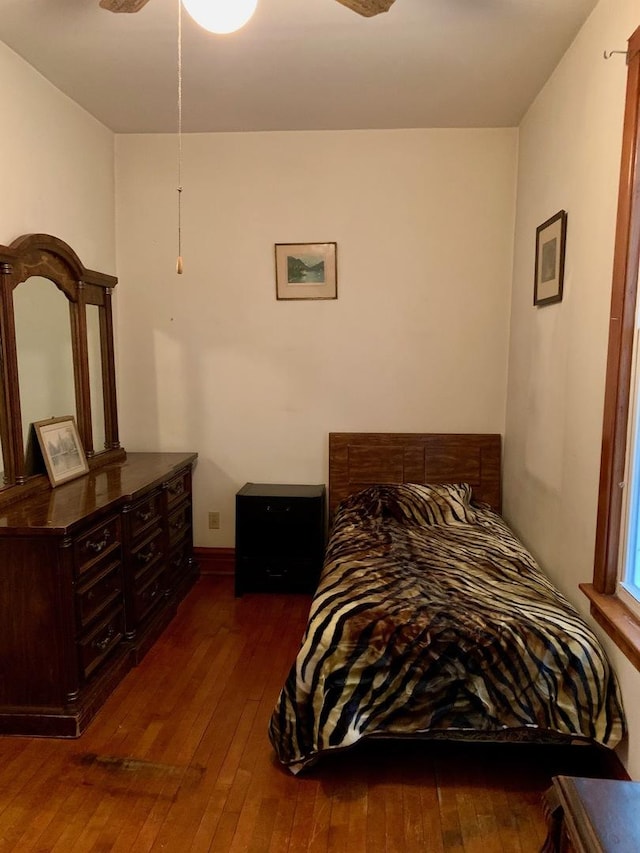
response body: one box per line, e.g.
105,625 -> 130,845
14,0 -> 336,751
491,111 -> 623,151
99,0 -> 396,18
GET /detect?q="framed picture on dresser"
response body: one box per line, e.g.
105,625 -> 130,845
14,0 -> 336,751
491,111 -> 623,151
34,415 -> 89,487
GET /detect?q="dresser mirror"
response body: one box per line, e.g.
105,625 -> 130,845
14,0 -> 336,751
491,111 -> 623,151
14,276 -> 76,471
87,303 -> 107,458
0,233 -> 124,503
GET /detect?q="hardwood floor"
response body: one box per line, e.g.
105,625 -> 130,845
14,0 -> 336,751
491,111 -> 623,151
0,575 -> 622,852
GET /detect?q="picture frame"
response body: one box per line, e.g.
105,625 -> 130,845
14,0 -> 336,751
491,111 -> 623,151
34,415 -> 89,487
275,242 -> 337,300
534,210 -> 567,306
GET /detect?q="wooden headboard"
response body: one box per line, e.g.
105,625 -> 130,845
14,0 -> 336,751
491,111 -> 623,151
328,432 -> 501,518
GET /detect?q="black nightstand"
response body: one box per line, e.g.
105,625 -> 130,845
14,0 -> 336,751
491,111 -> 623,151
235,483 -> 326,596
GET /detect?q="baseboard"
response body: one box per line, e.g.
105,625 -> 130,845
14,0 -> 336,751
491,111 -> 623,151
194,546 -> 235,575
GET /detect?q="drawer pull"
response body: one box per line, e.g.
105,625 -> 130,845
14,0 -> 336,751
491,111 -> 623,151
266,504 -> 291,513
170,518 -> 184,532
144,581 -> 161,602
137,543 -> 157,565
85,529 -> 111,554
136,508 -> 153,523
167,481 -> 185,498
93,625 -> 116,652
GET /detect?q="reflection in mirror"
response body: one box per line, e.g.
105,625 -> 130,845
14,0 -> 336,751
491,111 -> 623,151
14,277 -> 75,475
87,304 -> 105,455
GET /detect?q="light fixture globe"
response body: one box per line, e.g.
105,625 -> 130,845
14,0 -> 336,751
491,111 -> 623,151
181,0 -> 258,34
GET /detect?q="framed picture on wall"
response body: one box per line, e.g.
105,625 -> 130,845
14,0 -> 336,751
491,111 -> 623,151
534,210 -> 567,306
275,242 -> 338,300
34,415 -> 89,487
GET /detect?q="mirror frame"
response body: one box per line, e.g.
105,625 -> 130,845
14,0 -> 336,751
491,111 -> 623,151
0,233 -> 125,504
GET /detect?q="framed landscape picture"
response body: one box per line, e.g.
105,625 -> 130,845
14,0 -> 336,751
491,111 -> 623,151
34,415 -> 89,487
534,210 -> 567,306
275,242 -> 337,300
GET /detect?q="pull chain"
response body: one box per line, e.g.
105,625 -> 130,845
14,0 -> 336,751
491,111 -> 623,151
176,0 -> 184,274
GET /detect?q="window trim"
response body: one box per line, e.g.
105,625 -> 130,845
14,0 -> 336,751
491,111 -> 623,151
584,25 -> 640,672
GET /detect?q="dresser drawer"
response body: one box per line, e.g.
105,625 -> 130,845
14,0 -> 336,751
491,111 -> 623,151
164,468 -> 191,511
167,502 -> 191,548
166,539 -> 192,591
237,555 -> 320,594
74,515 -> 121,575
76,559 -> 124,631
128,491 -> 163,541
238,495 -> 314,521
78,606 -> 125,681
236,501 -> 325,559
132,565 -> 165,624
131,527 -> 164,582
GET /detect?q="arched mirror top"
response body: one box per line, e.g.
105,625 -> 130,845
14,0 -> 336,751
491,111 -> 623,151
0,233 -> 123,507
0,233 -> 117,301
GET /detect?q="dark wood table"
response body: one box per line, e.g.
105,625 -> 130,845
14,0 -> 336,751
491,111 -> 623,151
542,775 -> 640,852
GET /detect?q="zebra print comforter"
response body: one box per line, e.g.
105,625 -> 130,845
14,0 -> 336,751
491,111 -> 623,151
268,483 -> 626,773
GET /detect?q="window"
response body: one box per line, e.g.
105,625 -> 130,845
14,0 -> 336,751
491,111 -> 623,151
619,324 -> 640,616
584,25 -> 640,671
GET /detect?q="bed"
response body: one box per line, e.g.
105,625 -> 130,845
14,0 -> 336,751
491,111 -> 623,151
268,433 -> 626,773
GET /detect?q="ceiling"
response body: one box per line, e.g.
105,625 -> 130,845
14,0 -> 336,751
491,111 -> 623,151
0,0 -> 599,134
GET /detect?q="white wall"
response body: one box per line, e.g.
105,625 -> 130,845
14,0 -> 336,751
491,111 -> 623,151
0,43 -> 115,271
504,0 -> 640,777
115,128 -> 517,549
0,42 -> 115,482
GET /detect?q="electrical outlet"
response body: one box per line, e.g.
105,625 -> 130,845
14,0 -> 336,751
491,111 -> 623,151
208,511 -> 220,530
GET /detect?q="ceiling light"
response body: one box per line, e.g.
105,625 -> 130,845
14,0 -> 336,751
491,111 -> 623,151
181,0 -> 258,34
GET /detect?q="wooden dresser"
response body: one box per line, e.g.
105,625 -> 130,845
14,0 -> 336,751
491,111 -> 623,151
0,451 -> 198,737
